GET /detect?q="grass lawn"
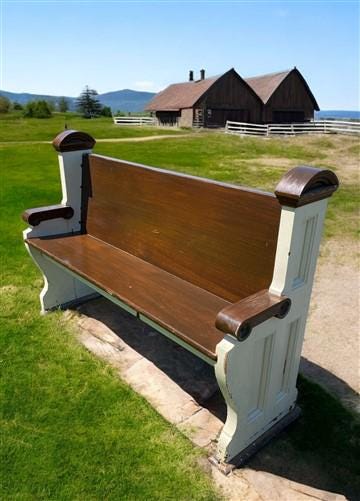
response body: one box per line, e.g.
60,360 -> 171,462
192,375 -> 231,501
94,133 -> 359,240
0,112 -> 183,142
1,120 -> 359,499
0,155 -> 220,498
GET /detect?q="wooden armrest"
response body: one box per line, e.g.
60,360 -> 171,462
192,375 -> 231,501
215,290 -> 291,341
22,205 -> 74,226
275,166 -> 339,207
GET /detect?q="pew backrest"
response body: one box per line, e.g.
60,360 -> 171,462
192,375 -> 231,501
83,154 -> 281,302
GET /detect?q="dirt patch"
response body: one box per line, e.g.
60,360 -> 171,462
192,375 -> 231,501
249,157 -> 296,168
0,285 -> 20,294
0,134 -> 194,147
294,135 -> 359,184
302,238 -> 360,408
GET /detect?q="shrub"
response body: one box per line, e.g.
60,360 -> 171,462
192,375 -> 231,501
100,106 -> 112,117
12,101 -> 23,110
23,100 -> 52,118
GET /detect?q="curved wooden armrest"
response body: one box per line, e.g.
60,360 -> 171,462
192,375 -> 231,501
53,130 -> 96,152
22,205 -> 74,227
275,166 -> 339,208
215,290 -> 291,341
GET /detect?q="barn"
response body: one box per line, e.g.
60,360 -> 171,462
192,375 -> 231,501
146,67 -> 319,127
245,68 -> 320,123
145,68 -> 263,127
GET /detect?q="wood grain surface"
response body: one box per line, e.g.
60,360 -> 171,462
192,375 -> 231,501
27,234 -> 229,359
84,154 -> 281,302
22,205 -> 74,226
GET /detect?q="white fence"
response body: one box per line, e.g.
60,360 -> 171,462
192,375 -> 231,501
225,120 -> 360,137
113,116 -> 156,126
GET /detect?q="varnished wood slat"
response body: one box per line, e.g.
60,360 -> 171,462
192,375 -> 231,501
84,154 -> 281,302
275,165 -> 339,207
22,204 -> 74,226
27,234 -> 229,360
215,289 -> 291,341
52,130 -> 96,152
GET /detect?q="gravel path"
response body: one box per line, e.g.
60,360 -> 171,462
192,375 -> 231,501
302,238 -> 359,410
0,133 -> 193,146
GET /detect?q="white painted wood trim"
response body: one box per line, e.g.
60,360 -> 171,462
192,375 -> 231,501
24,148 -> 92,239
214,197 -> 329,463
24,245 -> 94,313
23,145 -> 94,309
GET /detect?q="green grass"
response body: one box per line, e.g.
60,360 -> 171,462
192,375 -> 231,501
1,292 -> 219,500
1,123 -> 359,499
93,133 -> 319,182
0,112 -> 183,142
93,134 -> 359,240
0,140 -> 221,499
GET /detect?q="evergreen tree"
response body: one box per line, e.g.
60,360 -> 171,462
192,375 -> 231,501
76,86 -> 102,118
58,97 -> 69,113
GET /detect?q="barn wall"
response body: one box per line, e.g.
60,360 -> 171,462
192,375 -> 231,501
179,108 -> 193,127
264,72 -> 316,123
198,70 -> 263,125
156,111 -> 180,126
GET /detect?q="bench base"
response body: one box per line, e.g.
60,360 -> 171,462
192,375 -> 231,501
43,292 -> 100,314
209,405 -> 301,475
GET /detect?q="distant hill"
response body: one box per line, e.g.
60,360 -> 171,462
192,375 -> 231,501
0,89 -> 156,113
316,110 -> 360,120
99,89 -> 156,113
0,90 -> 71,107
1,90 -> 358,119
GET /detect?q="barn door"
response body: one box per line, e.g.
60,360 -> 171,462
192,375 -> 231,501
272,110 -> 305,123
206,109 -> 249,127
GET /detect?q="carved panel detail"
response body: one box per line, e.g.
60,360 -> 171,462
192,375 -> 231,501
293,215 -> 318,289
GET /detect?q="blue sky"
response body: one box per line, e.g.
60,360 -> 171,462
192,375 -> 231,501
1,0 -> 359,109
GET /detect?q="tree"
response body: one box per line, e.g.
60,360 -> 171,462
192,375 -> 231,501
23,100 -> 52,118
100,105 -> 112,117
47,100 -> 56,112
12,101 -> 23,110
76,86 -> 102,118
0,95 -> 11,113
58,97 -> 69,113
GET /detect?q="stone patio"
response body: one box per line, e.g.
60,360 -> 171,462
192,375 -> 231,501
65,297 -> 348,501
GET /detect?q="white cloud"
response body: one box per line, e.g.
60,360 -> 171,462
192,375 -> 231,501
134,80 -> 161,92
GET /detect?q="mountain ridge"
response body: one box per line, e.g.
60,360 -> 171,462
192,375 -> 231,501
0,89 -> 156,113
1,89 -> 359,119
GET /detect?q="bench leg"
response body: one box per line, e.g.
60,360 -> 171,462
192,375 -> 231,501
215,335 -> 255,464
26,246 -> 94,314
214,327 -> 298,467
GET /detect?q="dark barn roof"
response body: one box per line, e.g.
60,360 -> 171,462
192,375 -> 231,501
146,75 -> 219,111
146,68 -> 261,111
245,68 -> 320,110
146,67 -> 319,113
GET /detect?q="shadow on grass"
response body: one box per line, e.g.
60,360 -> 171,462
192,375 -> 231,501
77,297 -> 360,500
